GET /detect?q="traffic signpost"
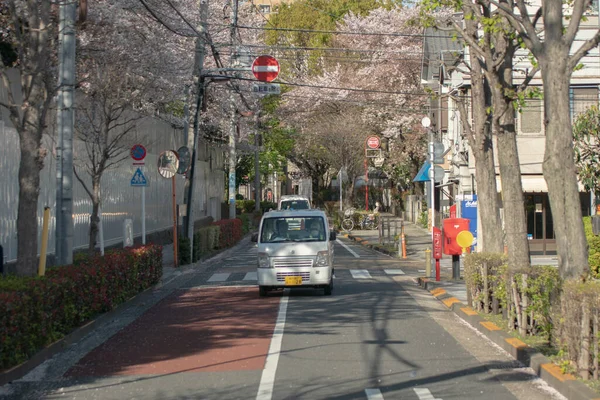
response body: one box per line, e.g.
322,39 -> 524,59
131,145 -> 148,245
158,150 -> 180,267
252,55 -> 279,82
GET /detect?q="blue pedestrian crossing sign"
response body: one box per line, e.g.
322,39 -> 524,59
131,168 -> 148,187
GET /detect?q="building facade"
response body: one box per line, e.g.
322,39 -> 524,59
421,15 -> 599,255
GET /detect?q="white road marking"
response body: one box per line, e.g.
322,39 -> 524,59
207,273 -> 230,282
384,269 -> 405,275
365,388 -> 385,399
336,239 -> 360,258
414,388 -> 442,400
350,269 -> 372,279
256,294 -> 289,400
244,272 -> 258,281
418,269 -> 426,273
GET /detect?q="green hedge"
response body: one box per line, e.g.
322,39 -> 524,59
179,226 -> 220,264
0,245 -> 162,370
584,217 -> 600,277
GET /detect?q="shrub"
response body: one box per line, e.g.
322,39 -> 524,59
584,217 -> 600,277
236,199 -> 256,214
179,226 -> 221,264
238,213 -> 252,234
260,201 -> 277,212
213,219 -> 243,248
0,245 -> 162,370
418,210 -> 428,229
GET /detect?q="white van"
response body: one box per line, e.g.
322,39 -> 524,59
277,195 -> 311,211
251,209 -> 335,296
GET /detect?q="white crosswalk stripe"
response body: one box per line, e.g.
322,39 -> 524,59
350,269 -> 372,279
208,273 -> 230,282
243,272 -> 258,281
384,269 -> 405,275
413,388 -> 441,400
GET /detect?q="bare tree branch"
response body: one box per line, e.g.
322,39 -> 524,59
568,30 -> 600,72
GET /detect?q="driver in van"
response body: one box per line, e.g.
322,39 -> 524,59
273,219 -> 290,239
309,220 -> 321,239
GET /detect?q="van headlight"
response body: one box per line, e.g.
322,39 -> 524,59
316,251 -> 330,267
258,253 -> 271,268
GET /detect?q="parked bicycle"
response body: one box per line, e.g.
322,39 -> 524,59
341,208 -> 377,232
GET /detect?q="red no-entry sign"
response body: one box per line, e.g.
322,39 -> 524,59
366,136 -> 380,149
252,55 -> 280,82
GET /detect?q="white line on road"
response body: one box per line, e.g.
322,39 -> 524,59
336,239 -> 360,258
207,273 -> 230,282
384,269 -> 405,275
414,388 -> 441,400
365,388 -> 385,399
244,272 -> 258,281
350,269 -> 372,279
256,295 -> 289,400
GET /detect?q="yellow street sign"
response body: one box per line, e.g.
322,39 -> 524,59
456,230 -> 474,249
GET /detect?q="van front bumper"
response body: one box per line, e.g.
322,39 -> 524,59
257,267 -> 332,287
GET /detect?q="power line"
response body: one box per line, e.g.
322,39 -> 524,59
234,24 -> 449,39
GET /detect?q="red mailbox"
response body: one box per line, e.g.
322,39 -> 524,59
433,227 -> 443,259
443,218 -> 470,255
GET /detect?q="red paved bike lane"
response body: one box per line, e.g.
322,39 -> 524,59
66,287 -> 280,377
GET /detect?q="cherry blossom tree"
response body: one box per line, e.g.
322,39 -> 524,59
0,1 -> 56,276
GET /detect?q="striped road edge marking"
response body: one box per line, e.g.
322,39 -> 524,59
413,388 -> 441,400
505,337 -> 528,349
256,295 -> 289,400
335,239 -> 360,258
541,363 -> 576,382
441,297 -> 460,308
460,307 -> 478,316
365,388 -> 385,400
350,270 -> 372,279
430,288 -> 446,297
208,273 -> 230,282
480,321 -> 501,331
244,272 -> 258,281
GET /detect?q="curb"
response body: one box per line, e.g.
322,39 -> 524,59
416,277 -> 599,400
0,234 -> 253,387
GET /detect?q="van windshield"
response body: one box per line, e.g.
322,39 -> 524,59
280,200 -> 309,210
261,217 -> 325,243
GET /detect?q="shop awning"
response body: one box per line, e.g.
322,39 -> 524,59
413,161 -> 431,182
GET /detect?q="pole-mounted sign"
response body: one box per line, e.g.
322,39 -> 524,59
366,136 -> 381,150
130,144 -> 147,161
252,55 -> 280,82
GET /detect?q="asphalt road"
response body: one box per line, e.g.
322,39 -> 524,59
1,237 -> 565,400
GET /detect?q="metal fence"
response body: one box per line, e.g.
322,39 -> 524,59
0,80 -> 225,263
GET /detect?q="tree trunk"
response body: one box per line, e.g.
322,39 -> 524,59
491,33 -> 531,272
16,129 -> 44,276
463,16 -> 504,253
88,178 -> 101,253
540,58 -> 589,279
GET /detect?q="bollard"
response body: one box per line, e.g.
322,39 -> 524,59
401,232 -> 407,259
425,249 -> 432,278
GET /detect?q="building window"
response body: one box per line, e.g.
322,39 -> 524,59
519,99 -> 543,135
570,87 -> 598,120
259,5 -> 271,13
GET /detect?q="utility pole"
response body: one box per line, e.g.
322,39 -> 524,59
55,0 -> 76,265
186,0 -> 209,262
254,111 -> 261,212
228,0 -> 239,219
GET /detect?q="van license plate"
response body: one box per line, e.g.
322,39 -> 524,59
285,276 -> 303,285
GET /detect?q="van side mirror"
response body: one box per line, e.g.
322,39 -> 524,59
251,233 -> 259,242
329,231 -> 336,241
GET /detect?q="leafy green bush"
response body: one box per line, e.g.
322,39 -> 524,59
584,217 -> 600,277
417,210 -> 428,229
236,200 -> 256,214
260,201 -> 277,212
0,245 -> 162,370
179,226 -> 221,264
